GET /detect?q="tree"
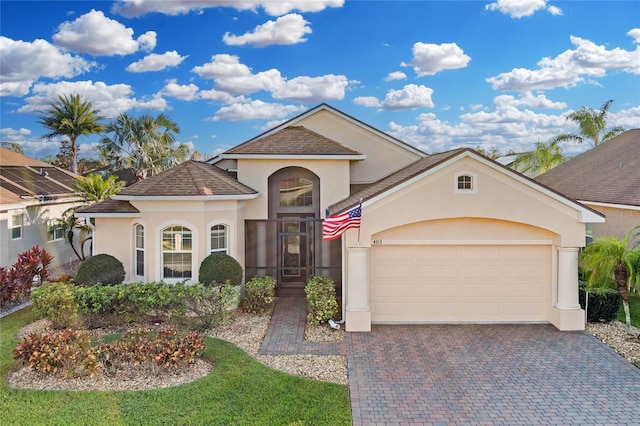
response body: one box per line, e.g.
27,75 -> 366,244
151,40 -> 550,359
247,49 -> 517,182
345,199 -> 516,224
1,141 -> 24,153
554,100 -> 624,147
512,139 -> 566,177
100,113 -> 188,180
38,93 -> 105,174
63,173 -> 125,260
580,226 -> 640,333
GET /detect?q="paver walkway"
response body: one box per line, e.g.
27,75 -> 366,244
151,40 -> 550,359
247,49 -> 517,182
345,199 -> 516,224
263,297 -> 640,425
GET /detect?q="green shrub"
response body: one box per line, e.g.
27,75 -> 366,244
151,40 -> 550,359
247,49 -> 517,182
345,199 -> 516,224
241,276 -> 276,314
305,276 -> 339,324
74,254 -> 125,287
31,282 -> 79,329
171,282 -> 237,331
580,287 -> 621,322
198,253 -> 243,287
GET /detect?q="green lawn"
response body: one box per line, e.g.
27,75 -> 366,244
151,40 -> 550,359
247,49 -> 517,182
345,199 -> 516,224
0,308 -> 351,426
617,291 -> 640,328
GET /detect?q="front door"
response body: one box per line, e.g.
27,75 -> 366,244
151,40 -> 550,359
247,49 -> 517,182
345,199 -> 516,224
278,215 -> 315,295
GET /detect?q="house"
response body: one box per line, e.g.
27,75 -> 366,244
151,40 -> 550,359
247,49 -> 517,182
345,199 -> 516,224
0,148 -> 84,270
77,104 -> 604,332
536,129 -> 640,243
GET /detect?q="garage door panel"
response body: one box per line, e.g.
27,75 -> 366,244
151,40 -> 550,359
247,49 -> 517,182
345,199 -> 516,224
372,244 -> 550,323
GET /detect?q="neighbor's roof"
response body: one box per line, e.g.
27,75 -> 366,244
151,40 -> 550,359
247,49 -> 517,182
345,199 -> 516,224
114,160 -> 258,198
0,148 -> 81,206
77,198 -> 140,215
536,129 -> 640,207
221,126 -> 364,158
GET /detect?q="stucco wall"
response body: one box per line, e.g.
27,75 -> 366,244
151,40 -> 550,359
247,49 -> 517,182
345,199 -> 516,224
236,158 -> 351,219
586,204 -> 640,241
1,201 -> 84,269
296,109 -> 423,184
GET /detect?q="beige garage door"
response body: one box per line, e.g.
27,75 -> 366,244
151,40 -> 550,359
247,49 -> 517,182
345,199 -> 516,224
371,244 -> 551,323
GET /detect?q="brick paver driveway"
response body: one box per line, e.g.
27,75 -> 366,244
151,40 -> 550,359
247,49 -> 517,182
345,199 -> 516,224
346,324 -> 640,425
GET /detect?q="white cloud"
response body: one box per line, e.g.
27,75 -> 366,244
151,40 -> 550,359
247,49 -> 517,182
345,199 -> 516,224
52,9 -> 157,56
126,51 -> 188,72
401,42 -> 471,77
487,32 -> 640,91
112,0 -> 344,17
223,14 -> 312,47
493,92 -> 566,110
485,0 -> 550,18
212,100 -> 305,122
628,28 -> 640,44
18,80 -> 142,118
547,5 -> 562,16
199,89 -> 249,104
272,74 -> 348,102
353,96 -> 382,108
0,36 -> 94,97
161,79 -> 199,100
384,71 -> 407,82
381,84 -> 434,110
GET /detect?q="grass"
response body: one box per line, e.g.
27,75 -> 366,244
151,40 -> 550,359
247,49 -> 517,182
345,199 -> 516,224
617,291 -> 640,328
0,307 -> 352,426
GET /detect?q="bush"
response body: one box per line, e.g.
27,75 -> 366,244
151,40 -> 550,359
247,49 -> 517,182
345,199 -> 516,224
13,328 -> 95,378
305,276 -> 339,324
171,282 -> 237,331
580,287 -> 621,322
198,253 -> 243,287
241,276 -> 276,314
0,246 -> 52,307
74,254 -> 125,287
32,282 -> 79,329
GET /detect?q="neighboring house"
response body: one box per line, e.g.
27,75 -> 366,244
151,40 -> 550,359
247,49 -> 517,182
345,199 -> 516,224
536,129 -> 640,243
77,104 -> 604,332
0,148 -> 84,270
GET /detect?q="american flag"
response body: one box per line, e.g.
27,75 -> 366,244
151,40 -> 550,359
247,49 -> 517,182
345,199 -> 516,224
322,204 -> 362,241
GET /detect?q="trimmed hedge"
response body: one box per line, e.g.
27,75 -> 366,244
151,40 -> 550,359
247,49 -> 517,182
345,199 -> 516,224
74,254 -> 125,286
305,276 -> 339,324
579,287 -> 621,322
241,276 -> 276,314
198,252 -> 243,287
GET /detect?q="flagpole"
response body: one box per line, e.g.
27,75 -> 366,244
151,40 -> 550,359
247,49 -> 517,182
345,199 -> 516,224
357,199 -> 362,246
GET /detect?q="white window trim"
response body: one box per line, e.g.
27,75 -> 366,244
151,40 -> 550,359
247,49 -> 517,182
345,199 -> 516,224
156,220 -> 198,284
207,220 -> 234,257
134,223 -> 145,279
454,171 -> 478,194
10,213 -> 23,240
47,220 -> 64,242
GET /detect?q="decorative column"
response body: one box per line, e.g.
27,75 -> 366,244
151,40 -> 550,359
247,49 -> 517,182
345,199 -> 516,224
345,246 -> 371,332
552,246 -> 584,330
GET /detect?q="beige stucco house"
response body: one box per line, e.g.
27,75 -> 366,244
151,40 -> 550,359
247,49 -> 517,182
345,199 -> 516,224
1,148 -> 84,270
536,129 -> 639,243
77,104 -> 604,332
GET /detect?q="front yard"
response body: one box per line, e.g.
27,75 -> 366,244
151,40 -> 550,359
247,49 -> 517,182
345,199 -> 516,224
0,307 -> 352,425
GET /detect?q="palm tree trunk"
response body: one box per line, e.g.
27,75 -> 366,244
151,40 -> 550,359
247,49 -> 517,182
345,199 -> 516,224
614,263 -> 632,334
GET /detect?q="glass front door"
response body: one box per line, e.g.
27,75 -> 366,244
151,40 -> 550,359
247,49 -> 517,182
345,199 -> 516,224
278,215 -> 314,288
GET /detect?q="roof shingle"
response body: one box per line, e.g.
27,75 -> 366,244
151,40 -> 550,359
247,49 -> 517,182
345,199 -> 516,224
536,129 -> 640,207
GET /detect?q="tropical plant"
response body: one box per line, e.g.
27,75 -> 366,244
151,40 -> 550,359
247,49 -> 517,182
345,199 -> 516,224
100,113 -> 188,180
512,139 -> 566,177
580,226 -> 640,333
0,141 -> 24,153
77,173 -> 125,203
554,100 -> 624,147
38,93 -> 105,174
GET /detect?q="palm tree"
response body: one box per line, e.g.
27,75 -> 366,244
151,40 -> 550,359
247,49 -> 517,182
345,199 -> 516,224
554,100 -> 624,147
581,226 -> 640,333
38,93 -> 105,174
512,139 -> 566,177
63,173 -> 125,260
100,113 -> 187,180
1,141 -> 24,153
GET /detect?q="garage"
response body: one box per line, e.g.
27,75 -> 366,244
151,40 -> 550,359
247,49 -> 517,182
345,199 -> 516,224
371,244 -> 551,323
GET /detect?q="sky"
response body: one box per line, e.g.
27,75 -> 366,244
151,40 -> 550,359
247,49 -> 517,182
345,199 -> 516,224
1,0 -> 639,163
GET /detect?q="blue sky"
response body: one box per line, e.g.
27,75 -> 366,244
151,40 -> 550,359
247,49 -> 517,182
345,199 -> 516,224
1,0 -> 639,162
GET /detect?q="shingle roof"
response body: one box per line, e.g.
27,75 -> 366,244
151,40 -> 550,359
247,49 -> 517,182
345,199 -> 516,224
116,160 -> 258,197
0,148 -> 81,204
223,126 -> 363,156
536,129 -> 640,207
77,199 -> 140,214
329,149 -> 466,214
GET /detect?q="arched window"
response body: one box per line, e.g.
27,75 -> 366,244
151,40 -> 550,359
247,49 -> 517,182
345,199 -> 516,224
210,224 -> 228,254
162,225 -> 192,279
454,172 -> 477,193
135,224 -> 144,277
279,177 -> 313,207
